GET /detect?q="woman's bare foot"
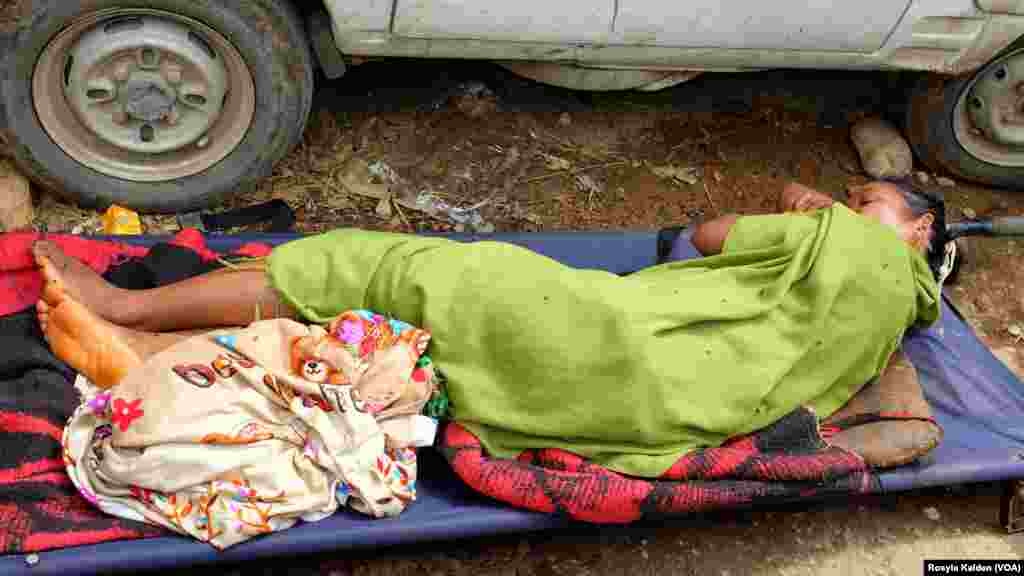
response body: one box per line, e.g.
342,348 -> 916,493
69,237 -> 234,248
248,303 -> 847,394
33,240 -> 139,326
37,275 -> 142,389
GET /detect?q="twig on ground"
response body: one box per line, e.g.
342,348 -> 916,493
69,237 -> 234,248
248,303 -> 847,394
392,198 -> 413,232
521,161 -> 628,185
666,126 -> 748,161
703,180 -> 718,214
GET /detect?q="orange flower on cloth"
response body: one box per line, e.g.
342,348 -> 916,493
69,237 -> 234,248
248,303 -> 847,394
110,398 -> 144,431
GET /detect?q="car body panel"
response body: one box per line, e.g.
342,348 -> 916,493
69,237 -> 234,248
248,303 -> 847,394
325,0 -> 1024,77
322,0 -> 392,32
391,0 -> 614,43
979,0 -> 1024,13
610,0 -> 910,52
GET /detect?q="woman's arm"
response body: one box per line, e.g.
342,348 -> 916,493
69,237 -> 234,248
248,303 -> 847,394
779,182 -> 834,213
693,182 -> 832,257
691,214 -> 739,256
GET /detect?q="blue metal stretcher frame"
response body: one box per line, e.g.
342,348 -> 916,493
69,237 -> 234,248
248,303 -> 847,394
3,229 -> 1023,575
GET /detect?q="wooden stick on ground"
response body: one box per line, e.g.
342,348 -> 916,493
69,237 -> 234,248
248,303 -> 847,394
520,161 -> 628,185
703,180 -> 718,214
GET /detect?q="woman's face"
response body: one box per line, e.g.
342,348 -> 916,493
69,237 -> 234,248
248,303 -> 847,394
845,181 -> 933,250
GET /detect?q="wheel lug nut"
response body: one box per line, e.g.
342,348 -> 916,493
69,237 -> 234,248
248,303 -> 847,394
140,47 -> 159,68
113,63 -> 131,82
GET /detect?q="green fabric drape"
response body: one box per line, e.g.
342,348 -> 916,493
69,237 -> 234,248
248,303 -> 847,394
267,204 -> 939,477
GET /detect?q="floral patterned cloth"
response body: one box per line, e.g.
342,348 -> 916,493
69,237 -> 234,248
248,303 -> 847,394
62,310 -> 443,549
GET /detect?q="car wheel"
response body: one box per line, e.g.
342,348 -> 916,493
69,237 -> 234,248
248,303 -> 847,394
906,38 -> 1024,189
0,0 -> 313,213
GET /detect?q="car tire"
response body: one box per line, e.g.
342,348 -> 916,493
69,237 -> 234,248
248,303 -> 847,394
0,0 -> 313,213
905,38 -> 1024,190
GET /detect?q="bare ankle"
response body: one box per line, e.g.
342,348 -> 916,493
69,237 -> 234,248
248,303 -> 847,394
106,291 -> 148,328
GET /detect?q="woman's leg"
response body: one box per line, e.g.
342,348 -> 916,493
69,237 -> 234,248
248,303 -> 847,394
36,276 -> 203,389
33,241 -> 298,332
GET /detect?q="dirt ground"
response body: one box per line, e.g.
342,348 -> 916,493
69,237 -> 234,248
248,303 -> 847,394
15,61 -> 1024,573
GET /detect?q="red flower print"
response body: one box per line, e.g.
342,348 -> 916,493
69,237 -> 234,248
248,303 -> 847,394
111,398 -> 144,432
130,485 -> 154,503
411,368 -> 428,383
376,454 -> 393,477
359,336 -> 377,358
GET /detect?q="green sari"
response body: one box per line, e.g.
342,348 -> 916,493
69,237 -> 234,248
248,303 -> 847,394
267,204 -> 940,477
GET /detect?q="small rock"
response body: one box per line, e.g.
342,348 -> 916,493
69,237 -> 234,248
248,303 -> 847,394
994,347 -> 1024,379
640,550 -> 649,560
558,112 -> 572,126
850,117 -> 913,179
914,171 -> 931,185
962,207 -> 977,219
936,176 -> 956,187
0,160 -> 33,232
923,506 -> 941,521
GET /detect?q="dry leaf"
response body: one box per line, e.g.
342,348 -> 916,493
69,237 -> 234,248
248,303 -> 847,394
541,153 -> 572,172
337,159 -> 388,199
375,196 -> 393,218
0,160 -> 32,232
650,164 -> 700,186
1008,324 -> 1023,342
574,173 -> 602,196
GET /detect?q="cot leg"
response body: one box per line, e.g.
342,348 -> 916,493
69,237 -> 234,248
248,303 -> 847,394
999,479 -> 1024,533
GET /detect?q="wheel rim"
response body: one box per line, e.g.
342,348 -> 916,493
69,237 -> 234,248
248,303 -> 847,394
954,47 -> 1024,168
32,9 -> 255,182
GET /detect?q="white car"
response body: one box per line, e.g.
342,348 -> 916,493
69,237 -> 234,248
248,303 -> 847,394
2,0 -> 1023,212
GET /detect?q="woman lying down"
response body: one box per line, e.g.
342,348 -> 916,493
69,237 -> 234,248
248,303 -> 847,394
36,178 -> 946,549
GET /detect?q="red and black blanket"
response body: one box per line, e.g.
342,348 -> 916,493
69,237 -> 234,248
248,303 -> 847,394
0,231 -> 268,553
0,232 -> 876,553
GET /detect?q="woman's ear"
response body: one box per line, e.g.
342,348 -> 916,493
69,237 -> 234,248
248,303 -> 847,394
912,212 -> 935,251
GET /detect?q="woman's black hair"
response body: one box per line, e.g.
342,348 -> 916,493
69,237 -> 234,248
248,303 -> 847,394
880,176 -> 948,282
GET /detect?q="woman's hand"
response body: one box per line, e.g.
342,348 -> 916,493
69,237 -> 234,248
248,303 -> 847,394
780,182 -> 834,213
692,214 -> 739,257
